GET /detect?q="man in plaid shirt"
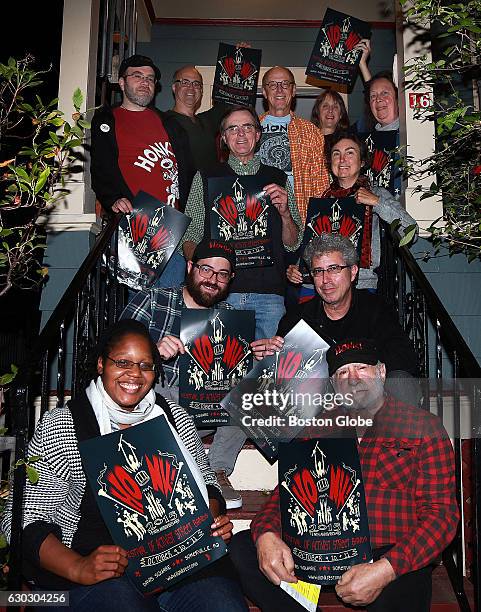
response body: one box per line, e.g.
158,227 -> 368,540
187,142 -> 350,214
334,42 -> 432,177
230,339 -> 458,611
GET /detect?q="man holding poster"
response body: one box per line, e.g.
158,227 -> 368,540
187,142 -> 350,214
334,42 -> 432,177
259,66 -> 330,223
229,339 -> 458,612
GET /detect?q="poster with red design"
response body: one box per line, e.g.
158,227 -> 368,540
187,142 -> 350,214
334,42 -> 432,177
213,43 -> 262,107
279,438 -> 372,584
79,416 -> 227,595
361,130 -> 401,197
118,191 -> 191,290
299,196 -> 370,280
305,9 -> 371,89
208,176 -> 274,268
178,309 -> 255,427
221,320 -> 330,462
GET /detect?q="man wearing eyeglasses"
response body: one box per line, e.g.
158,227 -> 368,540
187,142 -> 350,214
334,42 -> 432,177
120,237 -> 235,399
252,232 -> 420,405
90,54 -> 195,286
259,66 -> 330,223
164,65 -> 228,174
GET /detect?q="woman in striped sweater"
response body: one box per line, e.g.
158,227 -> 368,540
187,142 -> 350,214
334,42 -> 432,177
1,320 -> 247,612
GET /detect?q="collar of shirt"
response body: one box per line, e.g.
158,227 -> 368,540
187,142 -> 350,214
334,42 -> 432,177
228,153 -> 261,175
375,117 -> 400,132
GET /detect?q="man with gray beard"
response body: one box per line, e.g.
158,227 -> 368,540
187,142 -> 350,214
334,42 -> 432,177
90,54 -> 194,286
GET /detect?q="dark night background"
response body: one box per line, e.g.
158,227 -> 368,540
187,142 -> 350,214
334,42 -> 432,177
1,2 -> 64,370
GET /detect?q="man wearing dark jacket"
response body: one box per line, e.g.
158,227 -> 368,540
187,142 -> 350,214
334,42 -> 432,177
252,233 -> 420,404
90,54 -> 195,286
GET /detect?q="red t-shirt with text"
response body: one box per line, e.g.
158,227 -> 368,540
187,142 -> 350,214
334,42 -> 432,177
113,107 -> 179,208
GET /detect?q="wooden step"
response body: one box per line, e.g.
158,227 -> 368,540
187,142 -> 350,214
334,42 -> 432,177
227,490 -> 271,521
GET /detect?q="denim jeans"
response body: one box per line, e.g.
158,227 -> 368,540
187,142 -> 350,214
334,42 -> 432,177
225,292 -> 285,340
153,250 -> 186,289
37,575 -> 158,612
156,576 -> 248,612
209,292 -> 285,475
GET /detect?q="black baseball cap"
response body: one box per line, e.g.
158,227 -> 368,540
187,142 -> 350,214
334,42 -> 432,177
192,238 -> 236,272
327,339 -> 380,376
118,54 -> 161,81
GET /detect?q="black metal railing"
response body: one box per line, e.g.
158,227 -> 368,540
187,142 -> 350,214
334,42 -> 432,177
379,222 -> 481,611
6,213 -> 126,591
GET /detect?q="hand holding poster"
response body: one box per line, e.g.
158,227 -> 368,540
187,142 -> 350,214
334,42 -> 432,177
221,320 -> 330,462
178,309 -> 255,427
213,43 -> 262,107
300,196 -> 372,276
305,9 -> 371,90
79,415 -> 227,595
118,191 -> 191,290
209,176 -> 274,269
279,438 -> 372,584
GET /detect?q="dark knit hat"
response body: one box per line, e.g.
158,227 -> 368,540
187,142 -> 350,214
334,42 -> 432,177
327,339 -> 380,376
192,238 -> 236,271
119,54 -> 161,81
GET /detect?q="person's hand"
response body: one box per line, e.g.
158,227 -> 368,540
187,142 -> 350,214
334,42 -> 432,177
251,336 -> 284,360
355,187 -> 380,207
263,183 -> 290,218
356,39 -> 371,67
287,264 -> 302,285
236,42 -> 252,48
112,198 -> 133,213
335,559 -> 395,606
256,532 -> 297,586
157,335 -> 185,360
211,514 -> 234,543
70,545 -> 128,585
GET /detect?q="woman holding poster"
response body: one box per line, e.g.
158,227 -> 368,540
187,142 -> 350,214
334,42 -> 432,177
1,320 -> 247,612
287,131 -> 416,296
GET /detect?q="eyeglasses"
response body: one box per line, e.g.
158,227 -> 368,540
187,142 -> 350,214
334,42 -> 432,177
369,90 -> 393,102
124,72 -> 156,85
106,356 -> 156,371
193,263 -> 232,283
265,80 -> 294,90
174,78 -> 203,89
310,264 -> 351,278
223,123 -> 256,135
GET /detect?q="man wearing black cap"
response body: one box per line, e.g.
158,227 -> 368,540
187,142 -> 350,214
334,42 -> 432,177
230,338 -> 458,612
90,54 -> 195,285
120,238 -> 243,508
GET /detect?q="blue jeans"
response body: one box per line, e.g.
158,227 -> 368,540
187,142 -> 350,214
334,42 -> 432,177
209,292 -> 285,475
157,576 -> 248,612
226,292 -> 285,340
154,250 -> 186,288
37,575 -> 157,612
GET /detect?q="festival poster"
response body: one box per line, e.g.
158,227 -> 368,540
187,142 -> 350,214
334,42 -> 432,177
118,191 -> 191,290
212,43 -> 262,107
305,9 -> 371,89
221,320 -> 330,462
299,196 -> 372,279
208,176 -> 274,269
178,309 -> 255,427
361,130 -> 401,197
279,438 -> 372,584
79,416 -> 227,595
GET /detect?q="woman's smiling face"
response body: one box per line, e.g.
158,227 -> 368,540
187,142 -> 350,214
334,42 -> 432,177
97,333 -> 156,410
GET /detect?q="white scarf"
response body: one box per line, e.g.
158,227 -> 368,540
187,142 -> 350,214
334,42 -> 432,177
86,378 -> 208,503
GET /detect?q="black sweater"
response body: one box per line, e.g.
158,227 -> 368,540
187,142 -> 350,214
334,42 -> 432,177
90,105 -> 195,212
277,290 -> 418,376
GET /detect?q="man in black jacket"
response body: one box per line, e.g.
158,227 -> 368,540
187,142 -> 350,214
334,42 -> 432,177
252,233 -> 420,404
90,54 -> 195,286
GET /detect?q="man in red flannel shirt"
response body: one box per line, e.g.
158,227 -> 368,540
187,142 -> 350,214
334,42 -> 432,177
230,339 -> 459,612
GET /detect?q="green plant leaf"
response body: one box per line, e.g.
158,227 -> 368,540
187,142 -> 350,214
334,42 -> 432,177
72,88 -> 83,111
34,167 -> 51,194
26,465 -> 39,484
